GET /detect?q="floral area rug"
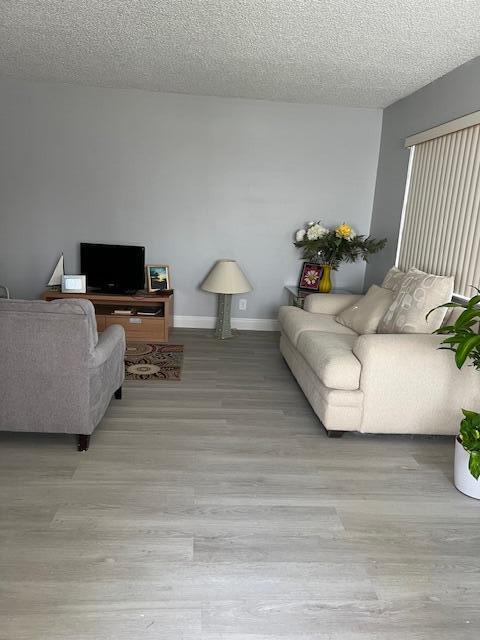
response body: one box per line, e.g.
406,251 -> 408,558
124,343 -> 183,381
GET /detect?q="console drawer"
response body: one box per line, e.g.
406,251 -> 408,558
105,316 -> 166,342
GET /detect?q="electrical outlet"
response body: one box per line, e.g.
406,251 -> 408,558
239,298 -> 247,311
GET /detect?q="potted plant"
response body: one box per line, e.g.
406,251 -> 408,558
430,290 -> 480,499
294,221 -> 386,292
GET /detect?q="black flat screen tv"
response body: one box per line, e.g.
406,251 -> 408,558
80,243 -> 145,294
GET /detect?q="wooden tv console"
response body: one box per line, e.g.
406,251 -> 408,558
43,290 -> 173,343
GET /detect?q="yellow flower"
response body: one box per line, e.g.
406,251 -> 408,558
335,223 -> 355,239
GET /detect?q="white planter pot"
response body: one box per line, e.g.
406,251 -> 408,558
454,437 -> 480,500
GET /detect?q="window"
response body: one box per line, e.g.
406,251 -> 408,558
397,111 -> 480,298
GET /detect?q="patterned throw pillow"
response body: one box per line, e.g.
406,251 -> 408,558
336,285 -> 394,335
378,267 -> 454,334
381,266 -> 406,294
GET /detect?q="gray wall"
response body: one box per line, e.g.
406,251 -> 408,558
366,56 -> 480,286
0,77 -> 382,319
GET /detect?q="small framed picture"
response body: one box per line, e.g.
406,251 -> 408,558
146,265 -> 170,292
298,262 -> 323,291
61,274 -> 87,294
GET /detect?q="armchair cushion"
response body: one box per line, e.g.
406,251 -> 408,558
336,285 -> 394,335
278,306 -> 357,348
297,331 -> 361,390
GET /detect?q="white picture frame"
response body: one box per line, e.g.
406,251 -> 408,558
61,275 -> 87,294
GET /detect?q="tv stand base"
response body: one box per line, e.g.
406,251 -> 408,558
42,290 -> 173,343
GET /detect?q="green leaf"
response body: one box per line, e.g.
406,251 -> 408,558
427,302 -> 467,322
468,451 -> 480,480
434,324 -> 458,335
455,334 -> 480,369
454,308 -> 480,329
441,336 -> 464,346
459,411 -> 480,465
466,293 -> 480,307
462,409 -> 480,420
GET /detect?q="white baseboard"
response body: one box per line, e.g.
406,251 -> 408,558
174,315 -> 279,331
173,315 -> 216,329
233,317 -> 280,331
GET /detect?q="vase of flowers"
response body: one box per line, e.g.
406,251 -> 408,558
294,221 -> 386,292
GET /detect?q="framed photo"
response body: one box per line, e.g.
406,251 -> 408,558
298,262 -> 323,291
61,274 -> 86,294
146,265 -> 170,292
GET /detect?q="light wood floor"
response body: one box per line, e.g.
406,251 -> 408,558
1,329 -> 478,639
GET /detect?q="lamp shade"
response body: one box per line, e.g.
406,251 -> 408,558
201,260 -> 252,294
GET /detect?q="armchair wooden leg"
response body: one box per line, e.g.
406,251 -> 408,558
325,429 -> 344,438
114,386 -> 122,400
77,434 -> 90,451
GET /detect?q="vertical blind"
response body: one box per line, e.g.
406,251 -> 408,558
397,120 -> 480,297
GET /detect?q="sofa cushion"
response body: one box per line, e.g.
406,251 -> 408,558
279,306 -> 357,347
335,285 -> 394,335
382,266 -> 406,294
378,267 -> 454,334
296,331 -> 361,390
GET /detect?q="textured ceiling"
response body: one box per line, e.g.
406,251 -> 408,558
0,0 -> 479,107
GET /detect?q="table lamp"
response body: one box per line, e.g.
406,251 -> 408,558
201,259 -> 252,339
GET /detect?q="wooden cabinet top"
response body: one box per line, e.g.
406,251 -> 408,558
43,290 -> 173,303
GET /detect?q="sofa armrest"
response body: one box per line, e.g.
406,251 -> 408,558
90,324 -> 126,369
304,293 -> 363,315
353,333 -> 480,434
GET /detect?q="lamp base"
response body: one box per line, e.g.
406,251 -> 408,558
215,293 -> 235,340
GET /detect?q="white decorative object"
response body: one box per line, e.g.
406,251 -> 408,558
61,275 -> 86,294
454,438 -> 480,500
47,254 -> 65,288
201,260 -> 252,339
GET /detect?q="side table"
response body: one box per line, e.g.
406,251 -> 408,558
284,285 -> 352,309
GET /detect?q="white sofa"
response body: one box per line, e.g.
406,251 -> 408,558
279,293 -> 480,437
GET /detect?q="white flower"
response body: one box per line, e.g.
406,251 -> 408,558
295,229 -> 306,242
306,223 -> 328,241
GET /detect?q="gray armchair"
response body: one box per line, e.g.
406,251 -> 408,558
0,298 -> 125,450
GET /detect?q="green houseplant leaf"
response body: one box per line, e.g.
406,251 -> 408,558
468,451 -> 480,480
454,334 -> 480,369
459,410 -> 480,480
431,292 -> 480,480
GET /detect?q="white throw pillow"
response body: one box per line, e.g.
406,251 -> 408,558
382,266 -> 406,294
336,285 -> 395,335
378,267 -> 454,334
